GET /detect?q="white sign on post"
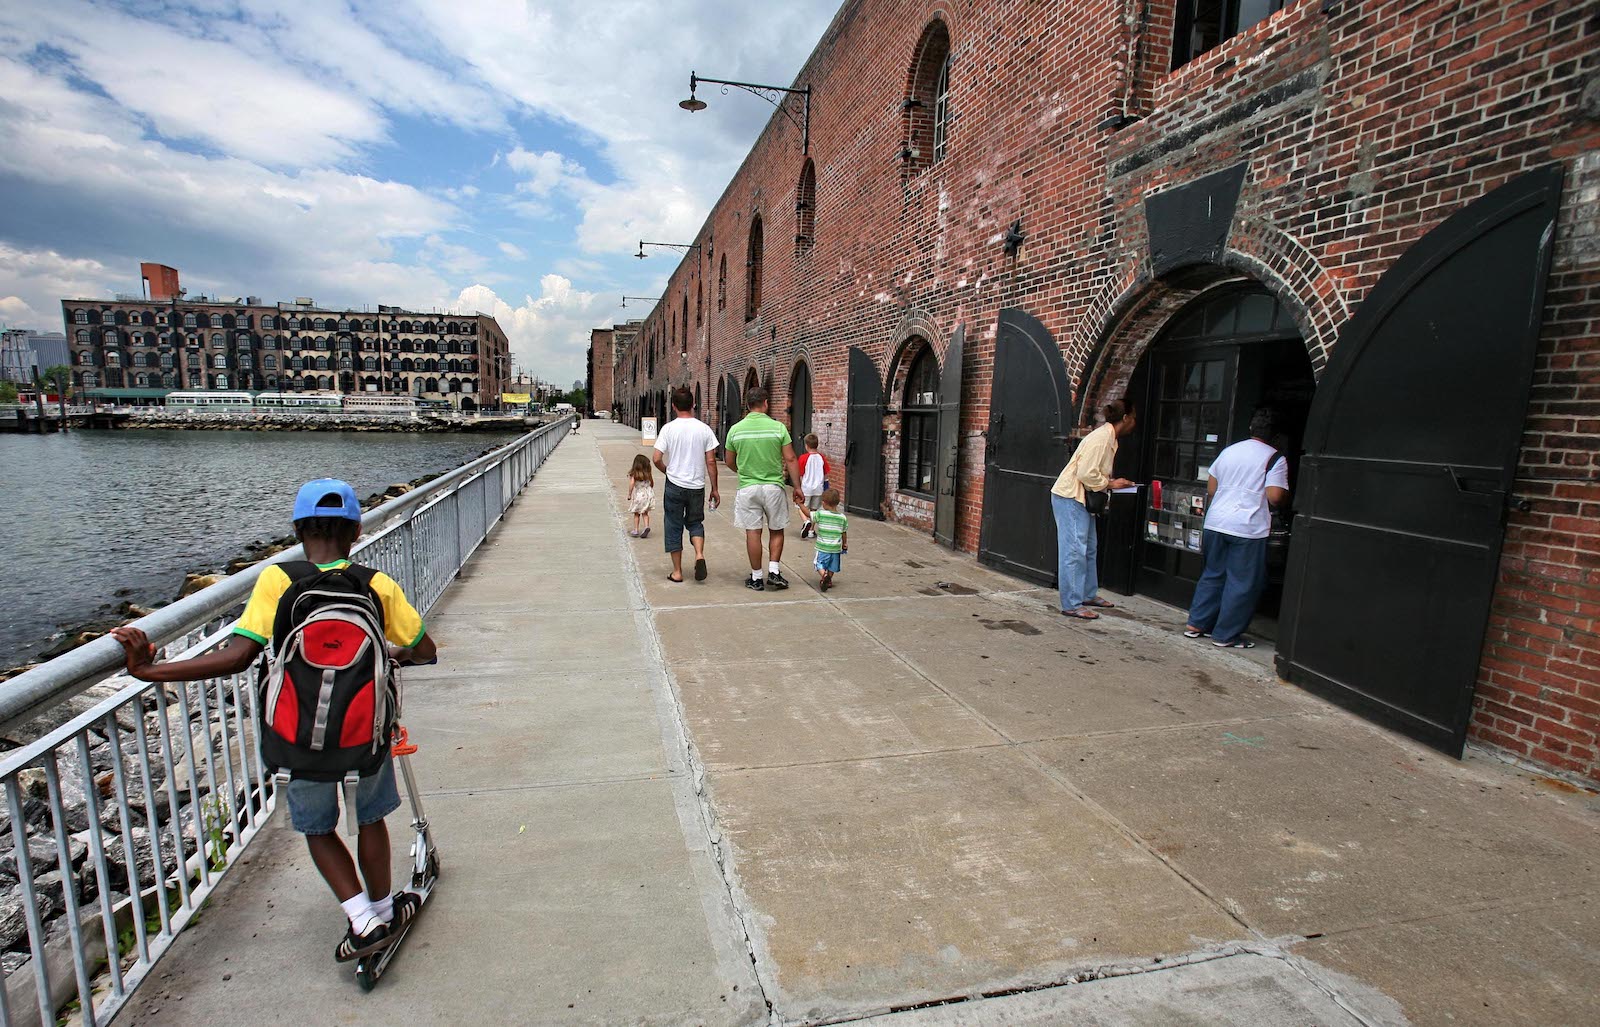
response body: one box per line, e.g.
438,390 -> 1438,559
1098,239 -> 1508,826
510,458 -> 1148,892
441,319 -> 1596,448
641,416 -> 658,444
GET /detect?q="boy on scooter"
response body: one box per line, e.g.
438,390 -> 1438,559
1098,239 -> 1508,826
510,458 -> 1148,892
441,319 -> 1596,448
111,478 -> 438,964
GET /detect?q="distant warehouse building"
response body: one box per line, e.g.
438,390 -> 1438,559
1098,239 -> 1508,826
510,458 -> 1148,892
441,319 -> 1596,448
616,1 -> 1600,783
62,267 -> 510,410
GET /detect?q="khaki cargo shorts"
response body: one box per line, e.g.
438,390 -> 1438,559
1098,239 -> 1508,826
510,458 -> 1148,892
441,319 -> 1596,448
733,483 -> 791,530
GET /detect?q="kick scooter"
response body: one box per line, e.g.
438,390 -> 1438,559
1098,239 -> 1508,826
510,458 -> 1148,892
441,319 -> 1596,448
353,723 -> 441,991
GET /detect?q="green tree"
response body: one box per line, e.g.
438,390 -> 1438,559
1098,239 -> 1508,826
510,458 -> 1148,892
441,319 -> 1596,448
567,388 -> 586,410
42,365 -> 73,396
0,380 -> 17,404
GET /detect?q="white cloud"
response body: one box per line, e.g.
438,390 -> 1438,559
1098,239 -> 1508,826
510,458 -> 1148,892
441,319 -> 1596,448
0,0 -> 842,386
453,276 -> 614,382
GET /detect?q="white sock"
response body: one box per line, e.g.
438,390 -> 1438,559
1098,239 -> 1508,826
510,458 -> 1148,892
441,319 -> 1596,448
752,570 -> 763,581
769,561 -> 781,575
341,893 -> 380,934
370,893 -> 395,924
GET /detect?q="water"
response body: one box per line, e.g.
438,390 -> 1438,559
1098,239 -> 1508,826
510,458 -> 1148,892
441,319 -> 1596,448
0,428 -> 524,668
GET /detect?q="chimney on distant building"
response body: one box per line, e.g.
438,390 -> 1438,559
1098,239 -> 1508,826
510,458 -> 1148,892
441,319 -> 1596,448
140,263 -> 181,301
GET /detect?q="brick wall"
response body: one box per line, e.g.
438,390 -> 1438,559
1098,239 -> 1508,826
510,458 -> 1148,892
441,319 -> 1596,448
615,0 -> 1600,780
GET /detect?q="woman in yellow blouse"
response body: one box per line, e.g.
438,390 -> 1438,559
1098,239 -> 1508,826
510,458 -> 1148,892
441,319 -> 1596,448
1050,401 -> 1137,620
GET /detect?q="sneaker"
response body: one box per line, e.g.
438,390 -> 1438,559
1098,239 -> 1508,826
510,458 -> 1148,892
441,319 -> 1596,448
745,576 -> 765,592
801,521 -> 814,539
335,919 -> 392,962
767,571 -> 791,590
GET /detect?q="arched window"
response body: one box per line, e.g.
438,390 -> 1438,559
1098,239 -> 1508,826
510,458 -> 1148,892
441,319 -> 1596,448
681,295 -> 689,353
160,352 -> 174,369
314,356 -> 328,371
264,354 -> 277,370
364,356 -> 377,371
904,19 -> 952,171
210,314 -> 224,328
899,345 -> 939,495
795,159 -> 816,253
132,351 -> 147,367
425,377 -> 439,393
312,318 -> 325,330
184,313 -> 197,328
134,373 -> 148,387
339,356 -> 352,370
211,333 -> 222,345
745,214 -> 764,322
718,254 -> 727,311
73,309 -> 88,324
213,353 -> 227,368
105,351 -> 120,367
75,329 -> 90,344
215,374 -> 229,389
262,315 -> 276,329
103,330 -> 118,345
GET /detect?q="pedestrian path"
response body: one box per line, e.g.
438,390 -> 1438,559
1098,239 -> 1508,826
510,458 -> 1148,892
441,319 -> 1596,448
596,420 -> 1600,1026
120,426 -> 763,1026
122,421 -> 1600,1026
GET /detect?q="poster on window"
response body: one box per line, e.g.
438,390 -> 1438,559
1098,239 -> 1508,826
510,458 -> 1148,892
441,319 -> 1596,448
641,416 -> 658,444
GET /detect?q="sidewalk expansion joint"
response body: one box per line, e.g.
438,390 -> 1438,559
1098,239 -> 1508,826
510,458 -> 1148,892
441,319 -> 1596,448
608,462 -> 782,1025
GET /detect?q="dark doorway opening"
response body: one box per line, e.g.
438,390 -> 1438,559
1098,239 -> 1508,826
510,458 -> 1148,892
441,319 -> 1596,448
789,360 -> 812,448
1122,287 -> 1314,633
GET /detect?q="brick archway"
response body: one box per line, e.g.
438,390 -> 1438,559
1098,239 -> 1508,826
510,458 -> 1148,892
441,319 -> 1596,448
1069,231 -> 1346,425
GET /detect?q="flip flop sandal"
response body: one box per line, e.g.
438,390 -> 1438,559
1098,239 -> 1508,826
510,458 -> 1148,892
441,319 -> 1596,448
335,921 -> 392,962
1060,608 -> 1100,620
1213,639 -> 1256,649
667,574 -> 684,583
640,528 -> 650,539
1082,598 -> 1116,609
694,558 -> 707,581
1183,629 -> 1209,638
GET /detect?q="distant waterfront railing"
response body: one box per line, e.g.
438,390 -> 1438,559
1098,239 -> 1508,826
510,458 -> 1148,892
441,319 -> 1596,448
0,417 -> 568,1026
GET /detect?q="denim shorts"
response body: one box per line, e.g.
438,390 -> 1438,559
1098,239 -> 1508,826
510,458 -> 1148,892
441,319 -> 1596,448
814,550 -> 842,573
284,758 -> 400,836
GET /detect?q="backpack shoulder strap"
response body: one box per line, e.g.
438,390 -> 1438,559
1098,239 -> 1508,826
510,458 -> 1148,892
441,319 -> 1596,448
279,560 -> 319,583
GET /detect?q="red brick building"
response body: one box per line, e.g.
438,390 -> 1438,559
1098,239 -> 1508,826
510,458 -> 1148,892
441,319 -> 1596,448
616,0 -> 1600,782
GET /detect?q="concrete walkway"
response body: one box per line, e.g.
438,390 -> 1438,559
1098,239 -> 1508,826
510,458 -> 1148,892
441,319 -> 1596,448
593,421 -> 1600,1027
121,426 -> 763,1026
121,422 -> 1599,1026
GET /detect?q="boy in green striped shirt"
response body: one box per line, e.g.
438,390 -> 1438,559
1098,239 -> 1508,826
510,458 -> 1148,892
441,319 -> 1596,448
812,488 -> 848,592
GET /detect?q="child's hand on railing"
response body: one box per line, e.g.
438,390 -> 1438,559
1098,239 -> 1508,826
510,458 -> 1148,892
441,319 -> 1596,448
110,626 -> 159,680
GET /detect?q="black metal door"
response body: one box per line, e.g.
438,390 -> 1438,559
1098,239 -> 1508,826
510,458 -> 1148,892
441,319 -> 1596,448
934,325 -> 965,547
845,347 -> 884,518
978,309 -> 1075,584
1276,166 -> 1563,756
719,372 -> 741,443
789,361 -> 812,449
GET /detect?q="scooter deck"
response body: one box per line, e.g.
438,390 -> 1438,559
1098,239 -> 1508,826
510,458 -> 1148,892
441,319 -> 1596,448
354,747 -> 440,991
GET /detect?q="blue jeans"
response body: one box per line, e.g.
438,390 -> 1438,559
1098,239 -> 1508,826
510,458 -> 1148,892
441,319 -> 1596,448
1186,530 -> 1268,644
1051,493 -> 1098,611
662,480 -> 705,554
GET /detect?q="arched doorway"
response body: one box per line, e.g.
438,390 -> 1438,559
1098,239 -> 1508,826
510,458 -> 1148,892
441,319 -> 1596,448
744,367 -> 760,398
1123,287 -> 1315,624
788,360 -> 812,449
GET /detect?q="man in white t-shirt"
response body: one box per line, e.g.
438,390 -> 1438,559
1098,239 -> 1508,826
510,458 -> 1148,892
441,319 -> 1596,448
652,386 -> 721,583
1184,408 -> 1291,649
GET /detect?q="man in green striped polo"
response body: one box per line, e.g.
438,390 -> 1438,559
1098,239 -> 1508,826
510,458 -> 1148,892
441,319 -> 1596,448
724,387 -> 804,591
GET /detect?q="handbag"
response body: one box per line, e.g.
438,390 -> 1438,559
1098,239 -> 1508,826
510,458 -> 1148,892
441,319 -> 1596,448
1264,452 -> 1291,573
1083,488 -> 1109,517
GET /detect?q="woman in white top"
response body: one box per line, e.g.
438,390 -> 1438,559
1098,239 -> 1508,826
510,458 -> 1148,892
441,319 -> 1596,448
1050,401 -> 1137,620
1184,408 -> 1291,648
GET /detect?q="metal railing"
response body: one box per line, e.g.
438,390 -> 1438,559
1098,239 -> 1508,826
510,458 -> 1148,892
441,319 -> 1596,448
0,418 -> 569,1026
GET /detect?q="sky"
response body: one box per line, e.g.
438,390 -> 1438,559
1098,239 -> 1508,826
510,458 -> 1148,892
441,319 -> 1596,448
0,0 -> 840,386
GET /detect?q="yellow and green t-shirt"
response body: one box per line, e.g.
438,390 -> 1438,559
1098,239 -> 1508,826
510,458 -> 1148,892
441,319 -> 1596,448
232,560 -> 425,649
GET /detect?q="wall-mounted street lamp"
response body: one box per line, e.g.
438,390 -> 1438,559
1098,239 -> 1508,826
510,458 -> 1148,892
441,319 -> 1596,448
621,296 -> 661,309
634,241 -> 703,260
680,71 -> 812,155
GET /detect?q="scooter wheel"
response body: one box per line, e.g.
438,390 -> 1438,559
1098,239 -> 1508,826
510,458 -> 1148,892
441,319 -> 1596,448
356,962 -> 378,992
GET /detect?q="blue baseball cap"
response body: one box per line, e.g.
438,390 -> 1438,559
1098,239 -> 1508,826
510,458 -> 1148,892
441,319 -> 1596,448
292,478 -> 362,522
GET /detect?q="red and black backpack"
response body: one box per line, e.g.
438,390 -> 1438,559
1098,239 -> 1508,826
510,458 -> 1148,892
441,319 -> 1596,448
258,562 -> 399,781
